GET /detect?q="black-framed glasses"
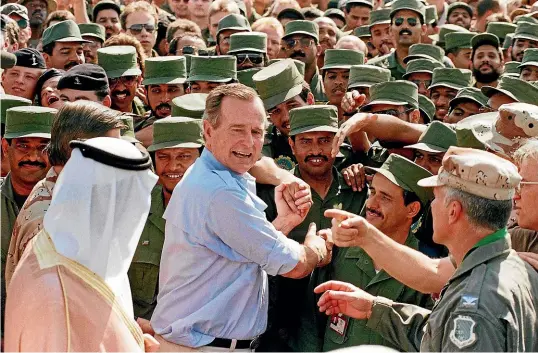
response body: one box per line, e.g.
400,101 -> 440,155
127,23 -> 156,34
235,53 -> 264,65
374,107 -> 414,117
410,79 -> 431,88
17,19 -> 28,29
283,38 -> 314,50
109,75 -> 138,87
394,17 -> 418,27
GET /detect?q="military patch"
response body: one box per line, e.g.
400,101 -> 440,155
461,295 -> 478,309
275,155 -> 296,171
449,315 -> 477,349
411,214 -> 423,234
333,202 -> 343,210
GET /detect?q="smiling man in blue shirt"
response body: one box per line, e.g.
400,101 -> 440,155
151,83 -> 330,351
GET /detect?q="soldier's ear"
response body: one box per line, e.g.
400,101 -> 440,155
409,109 -> 421,124
1,138 -> 9,159
406,200 -> 421,220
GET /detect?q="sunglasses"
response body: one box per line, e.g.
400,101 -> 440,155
17,19 -> 28,29
182,46 -> 198,55
394,17 -> 418,27
127,23 -> 156,34
374,107 -> 414,117
283,38 -> 314,50
410,79 -> 431,88
109,75 -> 138,86
235,53 -> 264,65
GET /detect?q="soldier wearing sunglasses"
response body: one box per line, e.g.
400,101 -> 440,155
368,0 -> 427,81
227,32 -> 267,71
0,3 -> 31,49
121,1 -> 159,58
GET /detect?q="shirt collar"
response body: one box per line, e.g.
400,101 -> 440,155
201,148 -> 255,184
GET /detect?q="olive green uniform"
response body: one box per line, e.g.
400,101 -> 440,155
368,51 -> 406,81
367,230 -> 538,351
310,68 -> 328,102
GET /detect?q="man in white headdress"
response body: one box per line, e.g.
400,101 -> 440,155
4,137 -> 158,352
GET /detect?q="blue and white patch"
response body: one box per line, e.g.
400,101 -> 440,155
461,295 -> 478,309
449,315 -> 477,349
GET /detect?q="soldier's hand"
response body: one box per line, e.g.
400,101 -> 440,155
143,334 -> 160,352
518,252 -> 538,271
282,179 -> 313,216
341,163 -> 367,192
341,90 -> 366,113
314,280 -> 375,319
136,317 -> 155,335
324,209 -> 372,248
317,228 -> 333,267
331,113 -> 378,158
304,223 -> 328,266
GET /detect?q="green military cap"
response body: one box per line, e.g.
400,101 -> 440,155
171,93 -> 208,119
97,45 -> 142,79
486,22 -> 516,44
362,80 -> 419,111
402,58 -> 443,79
253,59 -> 304,110
322,49 -> 364,70
444,32 -> 474,52
283,20 -> 319,42
513,22 -> 538,42
217,13 -> 251,37
42,20 -> 89,47
267,58 -> 305,76
346,0 -> 374,8
449,87 -> 488,109
403,44 -> 445,64
78,23 -> 106,43
348,64 -> 391,88
447,2 -> 472,19
425,5 -> 437,25
324,8 -> 345,24
504,61 -> 521,75
148,116 -> 203,152
455,123 -> 486,149
365,154 -> 434,205
143,56 -> 187,85
429,24 -> 469,44
0,94 -> 32,125
369,8 -> 391,27
4,106 -> 56,139
514,15 -> 538,25
471,33 -> 500,52
237,67 -> 263,89
228,32 -> 267,54
353,25 -> 371,38
187,56 -> 237,83
390,0 -> 426,23
405,121 -> 457,153
518,48 -> 538,69
289,105 -> 338,136
418,94 -> 435,123
119,115 -> 138,143
481,76 -> 538,104
430,68 -> 472,90
503,33 -> 513,50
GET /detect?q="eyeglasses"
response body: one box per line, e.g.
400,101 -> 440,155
516,181 -> 538,193
127,23 -> 156,34
109,75 -> 138,87
182,46 -> 198,55
235,53 -> 264,65
83,41 -> 101,50
394,17 -> 418,27
410,79 -> 431,88
283,38 -> 314,50
17,19 -> 28,29
374,107 -> 414,117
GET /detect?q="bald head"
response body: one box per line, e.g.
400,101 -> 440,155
335,35 -> 368,57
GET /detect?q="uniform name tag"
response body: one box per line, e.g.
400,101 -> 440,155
329,314 -> 349,336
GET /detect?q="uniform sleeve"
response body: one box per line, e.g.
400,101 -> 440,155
440,312 -> 507,351
366,297 -> 431,352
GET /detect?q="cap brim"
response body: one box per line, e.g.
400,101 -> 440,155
404,142 -> 448,153
449,96 -> 485,108
81,33 -> 105,41
187,75 -> 234,83
142,77 -> 187,85
217,27 -> 250,36
513,34 -> 538,42
262,83 -> 303,110
480,86 -> 518,101
282,32 -> 318,41
321,64 -> 354,70
403,54 -> 435,64
147,140 -> 202,152
228,48 -> 266,54
402,69 -> 433,79
429,82 -> 467,90
290,125 -> 338,136
518,61 -> 538,69
417,174 -> 443,188
55,37 -> 91,43
369,20 -> 391,28
348,82 -> 374,88
105,67 -> 142,79
364,166 -> 412,191
362,99 -> 408,111
3,132 -> 51,139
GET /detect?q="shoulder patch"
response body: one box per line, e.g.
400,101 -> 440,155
449,315 -> 477,349
274,155 -> 296,171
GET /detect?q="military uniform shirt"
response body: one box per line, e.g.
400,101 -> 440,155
310,68 -> 328,102
367,51 -> 405,81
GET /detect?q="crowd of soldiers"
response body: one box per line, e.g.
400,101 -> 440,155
1,0 -> 538,351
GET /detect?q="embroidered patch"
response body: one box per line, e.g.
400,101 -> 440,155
449,315 -> 477,349
460,295 -> 478,309
275,155 -> 296,171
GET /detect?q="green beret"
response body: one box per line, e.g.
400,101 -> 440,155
4,106 -> 56,139
289,105 -> 338,136
253,59 -> 304,110
187,56 -> 237,83
322,49 -> 364,70
143,56 -> 187,85
348,65 -> 391,88
148,116 -> 203,152
171,93 -> 207,119
430,68 -> 473,90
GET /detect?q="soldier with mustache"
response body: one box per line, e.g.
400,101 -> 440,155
79,23 -> 106,65
470,33 -> 504,89
41,20 -> 87,71
368,9 -> 394,59
20,0 -> 56,48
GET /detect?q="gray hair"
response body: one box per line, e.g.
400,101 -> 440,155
513,139 -> 538,167
444,187 -> 512,230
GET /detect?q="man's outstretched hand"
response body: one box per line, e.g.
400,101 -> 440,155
315,280 -> 376,319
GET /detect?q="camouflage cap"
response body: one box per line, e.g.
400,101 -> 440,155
228,32 -> 268,54
216,13 -> 251,37
361,80 -> 419,111
253,59 -> 304,110
283,20 -> 319,42
1,3 -> 28,20
405,121 -> 457,153
97,45 -> 142,79
171,93 -> 207,119
403,58 -> 443,79
418,94 -> 435,123
518,48 -> 538,69
322,49 -> 364,70
4,106 -> 56,139
42,20 -> 89,47
348,64 -> 391,88
425,5 -> 437,25
429,24 -> 469,44
449,87 -> 488,109
444,32 -> 474,52
143,56 -> 187,85
148,116 -> 203,152
429,68 -> 473,90
369,8 -> 391,27
389,0 -> 426,23
267,58 -> 306,76
0,94 -> 32,126
503,61 -> 521,75
403,44 -> 445,64
289,105 -> 338,136
447,2 -> 472,19
481,76 -> 538,104
486,22 -> 516,43
502,33 -> 513,50
118,114 -> 138,143
187,55 -> 237,83
366,153 -> 434,205
78,23 -> 106,43
471,33 -> 500,51
237,67 -> 263,89
418,146 -> 521,200
513,22 -> 538,42
354,25 -> 371,38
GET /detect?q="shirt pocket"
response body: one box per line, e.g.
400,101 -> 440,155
128,261 -> 160,306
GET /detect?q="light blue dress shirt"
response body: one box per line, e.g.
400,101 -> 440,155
151,149 -> 301,348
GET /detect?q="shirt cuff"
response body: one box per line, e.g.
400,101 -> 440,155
366,296 -> 394,331
264,234 -> 302,276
